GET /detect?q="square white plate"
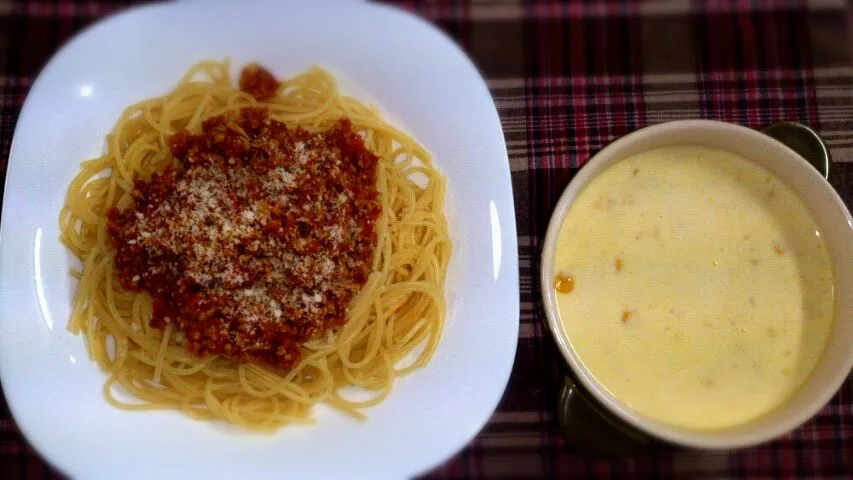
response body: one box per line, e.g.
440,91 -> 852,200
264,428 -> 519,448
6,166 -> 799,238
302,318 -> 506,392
0,2 -> 519,479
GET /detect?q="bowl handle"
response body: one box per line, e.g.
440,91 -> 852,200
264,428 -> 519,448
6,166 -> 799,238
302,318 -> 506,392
760,121 -> 831,180
557,374 -> 651,456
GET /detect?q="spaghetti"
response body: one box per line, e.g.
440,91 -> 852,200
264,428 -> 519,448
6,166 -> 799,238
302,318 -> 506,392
59,60 -> 451,430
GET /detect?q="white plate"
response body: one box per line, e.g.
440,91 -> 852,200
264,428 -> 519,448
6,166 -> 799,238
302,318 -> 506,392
0,2 -> 519,479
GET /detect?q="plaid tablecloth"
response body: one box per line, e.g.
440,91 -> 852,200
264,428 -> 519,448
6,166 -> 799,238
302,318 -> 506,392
2,0 -> 852,478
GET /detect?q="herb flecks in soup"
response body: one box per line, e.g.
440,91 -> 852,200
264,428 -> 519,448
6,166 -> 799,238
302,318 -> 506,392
554,146 -> 834,430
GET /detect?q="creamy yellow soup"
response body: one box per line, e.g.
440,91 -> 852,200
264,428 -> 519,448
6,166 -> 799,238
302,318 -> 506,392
553,146 -> 834,430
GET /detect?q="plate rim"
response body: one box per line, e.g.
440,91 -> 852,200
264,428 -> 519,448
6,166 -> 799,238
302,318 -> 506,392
0,2 -> 520,478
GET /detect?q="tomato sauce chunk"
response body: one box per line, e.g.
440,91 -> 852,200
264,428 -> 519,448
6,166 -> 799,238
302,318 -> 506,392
239,63 -> 280,100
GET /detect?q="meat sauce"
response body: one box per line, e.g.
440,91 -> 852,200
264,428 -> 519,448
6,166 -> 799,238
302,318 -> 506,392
108,84 -> 380,369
